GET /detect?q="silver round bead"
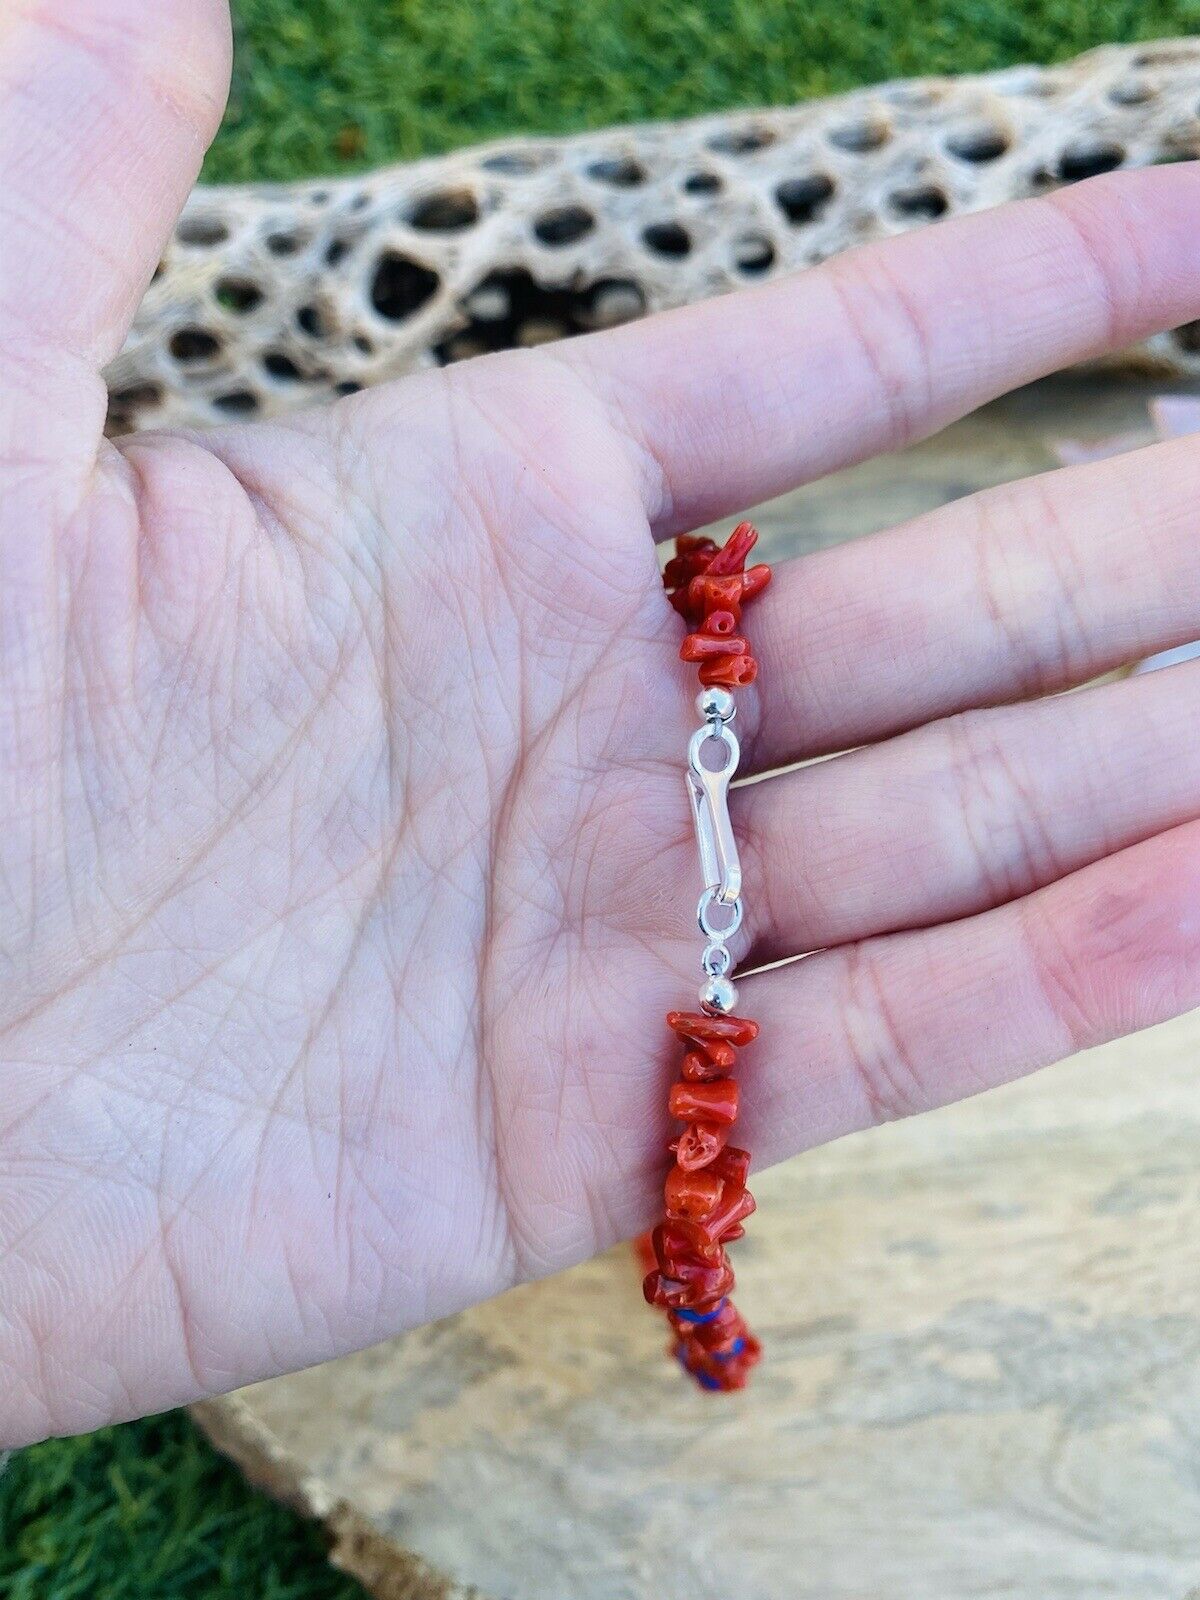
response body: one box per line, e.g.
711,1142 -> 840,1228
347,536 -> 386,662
699,974 -> 738,1014
696,686 -> 736,724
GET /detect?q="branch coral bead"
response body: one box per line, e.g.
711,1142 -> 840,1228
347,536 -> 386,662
663,521 -> 772,690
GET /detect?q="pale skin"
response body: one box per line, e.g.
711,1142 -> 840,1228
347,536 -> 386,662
6,1 -> 1200,1448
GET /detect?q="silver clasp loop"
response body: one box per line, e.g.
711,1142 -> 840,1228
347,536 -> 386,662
686,722 -> 741,905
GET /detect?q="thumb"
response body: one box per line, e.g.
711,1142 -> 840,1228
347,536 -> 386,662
0,0 -> 231,375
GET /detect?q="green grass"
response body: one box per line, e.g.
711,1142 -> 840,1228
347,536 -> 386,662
0,1413 -> 362,1599
7,1 -> 1200,1595
206,0 -> 1200,183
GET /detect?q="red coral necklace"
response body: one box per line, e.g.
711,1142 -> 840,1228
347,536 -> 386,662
641,521 -> 771,1392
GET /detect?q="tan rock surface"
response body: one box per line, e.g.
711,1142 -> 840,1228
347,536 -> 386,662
196,1006 -> 1200,1600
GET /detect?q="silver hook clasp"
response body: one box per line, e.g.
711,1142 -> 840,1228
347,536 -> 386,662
686,722 -> 741,906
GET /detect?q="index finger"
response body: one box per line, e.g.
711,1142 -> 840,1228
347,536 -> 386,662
559,165 -> 1200,535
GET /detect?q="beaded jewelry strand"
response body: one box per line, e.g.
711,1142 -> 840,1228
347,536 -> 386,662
641,521 -> 771,1392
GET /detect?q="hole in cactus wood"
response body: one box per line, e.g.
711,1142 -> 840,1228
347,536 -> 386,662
215,278 -> 264,314
409,190 -> 480,231
1058,141 -> 1125,180
947,125 -> 1010,163
775,174 -> 835,224
370,252 -> 440,320
533,206 -> 595,245
434,270 -> 646,364
643,221 -> 691,257
169,327 -> 221,362
890,184 -> 949,218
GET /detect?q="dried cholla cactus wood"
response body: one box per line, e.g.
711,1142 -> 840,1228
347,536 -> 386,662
108,40 -> 1200,434
106,40 -> 1200,435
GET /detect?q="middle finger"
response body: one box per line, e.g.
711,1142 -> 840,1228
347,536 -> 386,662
742,433 -> 1200,774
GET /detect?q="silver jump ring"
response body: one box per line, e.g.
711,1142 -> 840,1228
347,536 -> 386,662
687,720 -> 740,780
697,887 -> 744,942
702,942 -> 733,978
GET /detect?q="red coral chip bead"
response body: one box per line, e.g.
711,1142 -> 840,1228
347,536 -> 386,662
642,1271 -> 674,1308
742,564 -> 771,599
678,1338 -> 761,1391
690,1183 -> 756,1246
680,571 -> 770,627
663,538 -> 719,597
668,1300 -> 740,1339
633,1231 -> 657,1276
654,1218 -> 724,1267
664,1164 -> 724,1222
667,1011 -> 759,1048
689,573 -> 749,622
663,535 -> 716,573
718,1335 -> 763,1381
704,608 -> 739,637
643,1258 -> 735,1309
699,653 -> 758,689
669,1077 -> 739,1126
705,519 -> 759,575
667,588 -> 700,621
672,1120 -> 732,1170
679,632 -> 750,662
679,1045 -> 736,1081
707,1145 -> 751,1188
690,1321 -> 746,1357
672,533 -> 719,563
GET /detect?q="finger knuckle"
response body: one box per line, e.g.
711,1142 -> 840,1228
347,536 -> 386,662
837,942 -> 934,1124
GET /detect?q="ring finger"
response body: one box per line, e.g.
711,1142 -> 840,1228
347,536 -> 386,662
737,654 -> 1200,964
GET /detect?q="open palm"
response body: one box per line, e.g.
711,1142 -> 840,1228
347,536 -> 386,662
8,2 -> 1200,1446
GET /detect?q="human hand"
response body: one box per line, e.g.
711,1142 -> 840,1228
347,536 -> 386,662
7,1 -> 1200,1445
